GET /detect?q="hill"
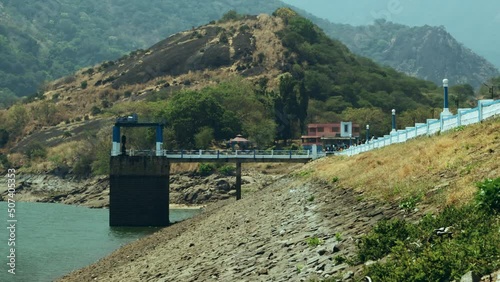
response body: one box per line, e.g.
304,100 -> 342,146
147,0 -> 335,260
0,0 -> 285,102
314,20 -> 499,89
282,0 -> 500,70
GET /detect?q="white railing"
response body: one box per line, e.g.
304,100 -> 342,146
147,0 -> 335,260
338,99 -> 500,157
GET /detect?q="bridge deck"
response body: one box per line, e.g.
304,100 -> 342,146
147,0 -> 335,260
124,149 -> 322,163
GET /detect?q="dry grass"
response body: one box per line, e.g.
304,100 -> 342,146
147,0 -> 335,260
302,117 -> 500,209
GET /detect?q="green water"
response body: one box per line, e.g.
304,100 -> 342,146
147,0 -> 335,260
0,202 -> 201,282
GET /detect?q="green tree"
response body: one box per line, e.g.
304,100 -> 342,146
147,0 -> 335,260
274,73 -> 309,143
7,104 -> 29,134
163,91 -> 241,148
194,127 -> 214,149
341,107 -> 389,137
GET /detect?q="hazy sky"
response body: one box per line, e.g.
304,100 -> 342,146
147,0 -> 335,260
282,0 -> 500,67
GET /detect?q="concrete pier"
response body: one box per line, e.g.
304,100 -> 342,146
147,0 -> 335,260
110,156 -> 170,226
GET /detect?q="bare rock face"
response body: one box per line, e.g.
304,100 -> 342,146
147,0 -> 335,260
108,22 -> 259,89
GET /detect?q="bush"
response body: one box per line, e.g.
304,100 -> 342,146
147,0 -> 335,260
220,10 -> 241,22
306,236 -> 323,247
357,219 -> 412,262
24,142 -> 47,159
360,203 -> 500,281
198,163 -> 215,176
475,177 -> 500,213
90,106 -> 102,115
0,128 -> 9,148
218,164 -> 235,176
72,154 -> 93,176
81,81 -> 88,89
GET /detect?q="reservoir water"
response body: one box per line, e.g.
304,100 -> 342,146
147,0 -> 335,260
0,202 -> 201,282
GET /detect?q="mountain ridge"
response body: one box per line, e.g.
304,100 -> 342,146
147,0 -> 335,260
0,0 -> 497,102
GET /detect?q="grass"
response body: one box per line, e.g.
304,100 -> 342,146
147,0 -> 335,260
304,117 -> 500,208
306,236 -> 323,247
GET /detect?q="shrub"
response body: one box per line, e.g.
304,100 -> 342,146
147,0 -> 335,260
333,255 -> 346,265
24,142 -> 48,159
475,177 -> 500,213
306,236 -> 323,247
198,163 -> 215,176
218,164 -> 235,176
220,10 -> 241,22
72,154 -> 93,177
0,128 -> 9,148
90,106 -> 102,115
357,219 -> 412,262
239,24 -> 250,33
360,203 -> 500,281
81,81 -> 88,89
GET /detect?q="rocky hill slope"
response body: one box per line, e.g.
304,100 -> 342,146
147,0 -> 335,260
322,20 -> 499,88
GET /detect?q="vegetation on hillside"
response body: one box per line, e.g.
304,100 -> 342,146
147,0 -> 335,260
320,19 -> 499,89
0,0 -> 285,102
357,178 -> 500,281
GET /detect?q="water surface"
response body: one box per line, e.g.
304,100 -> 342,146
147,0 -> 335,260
0,202 -> 200,282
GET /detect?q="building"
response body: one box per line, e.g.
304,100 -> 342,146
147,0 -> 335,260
301,122 -> 360,151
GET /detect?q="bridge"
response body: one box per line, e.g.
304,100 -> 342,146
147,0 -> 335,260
127,149 -> 320,162
109,117 -> 321,227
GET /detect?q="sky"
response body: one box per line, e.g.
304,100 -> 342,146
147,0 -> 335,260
282,0 -> 500,68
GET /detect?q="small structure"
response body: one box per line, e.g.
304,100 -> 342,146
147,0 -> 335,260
301,122 -> 360,151
229,134 -> 250,150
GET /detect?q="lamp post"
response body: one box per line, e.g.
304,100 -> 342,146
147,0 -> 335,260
366,124 -> 370,144
441,78 -> 452,117
391,109 -> 396,133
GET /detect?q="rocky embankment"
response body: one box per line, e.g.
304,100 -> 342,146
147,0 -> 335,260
55,175 -> 406,281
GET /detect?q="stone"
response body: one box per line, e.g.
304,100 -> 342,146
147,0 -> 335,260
332,243 -> 341,253
257,268 -> 268,275
460,271 -> 480,282
216,180 -> 231,192
317,248 -> 327,256
343,271 -> 354,280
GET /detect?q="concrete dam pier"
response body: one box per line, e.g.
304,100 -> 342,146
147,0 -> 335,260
110,156 -> 170,226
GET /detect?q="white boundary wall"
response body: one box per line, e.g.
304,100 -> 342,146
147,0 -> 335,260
338,99 -> 500,157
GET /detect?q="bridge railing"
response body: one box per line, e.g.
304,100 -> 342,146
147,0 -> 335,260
337,99 -> 500,157
125,149 -> 317,159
